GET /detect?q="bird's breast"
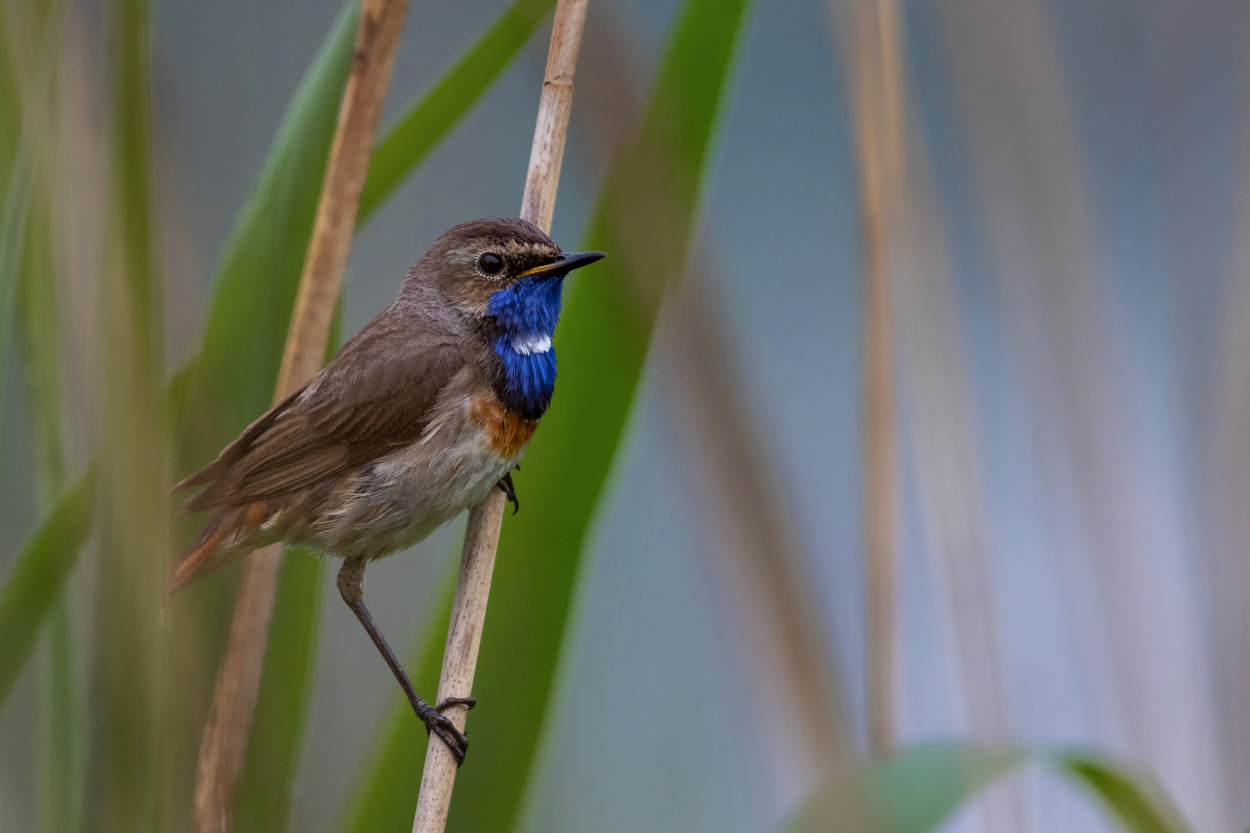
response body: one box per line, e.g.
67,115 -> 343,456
310,385 -> 537,560
467,393 -> 539,458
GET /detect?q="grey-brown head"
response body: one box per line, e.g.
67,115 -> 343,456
402,217 -> 604,419
405,217 -> 604,315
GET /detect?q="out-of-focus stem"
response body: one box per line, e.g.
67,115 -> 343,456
855,0 -> 904,758
193,0 -> 411,829
409,3 -> 588,832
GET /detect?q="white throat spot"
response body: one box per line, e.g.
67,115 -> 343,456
510,333 -> 552,355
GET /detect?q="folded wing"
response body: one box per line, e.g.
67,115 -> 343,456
175,314 -> 466,513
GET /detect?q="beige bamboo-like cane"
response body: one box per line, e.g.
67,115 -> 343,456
409,3 -> 588,831
855,0 -> 904,758
193,0 -> 411,829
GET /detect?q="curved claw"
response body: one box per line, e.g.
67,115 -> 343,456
436,696 -> 476,712
419,704 -> 469,766
497,472 -> 519,515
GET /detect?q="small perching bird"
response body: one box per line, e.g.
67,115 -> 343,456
169,218 -> 605,764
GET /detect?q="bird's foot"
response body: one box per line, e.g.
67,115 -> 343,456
435,696 -> 476,712
416,702 -> 470,766
497,472 -> 519,515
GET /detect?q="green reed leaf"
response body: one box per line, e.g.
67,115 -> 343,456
336,0 -> 755,830
786,742 -> 1194,833
232,548 -> 326,833
860,743 -> 1026,833
234,295 -> 342,833
1053,753 -> 1196,833
172,0 -> 360,465
0,466 -> 93,708
85,0 -> 171,825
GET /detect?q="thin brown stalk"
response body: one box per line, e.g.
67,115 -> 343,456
574,12 -> 859,801
666,263 -> 855,780
193,0 -> 411,829
410,2 -> 588,831
897,1 -> 1031,825
854,0 -> 904,758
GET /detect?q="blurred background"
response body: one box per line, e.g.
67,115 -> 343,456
1,0 -> 1247,832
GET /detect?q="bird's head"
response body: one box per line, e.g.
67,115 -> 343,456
409,217 -> 604,330
407,217 -> 604,418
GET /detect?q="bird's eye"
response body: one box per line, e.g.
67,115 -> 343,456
477,252 -> 504,276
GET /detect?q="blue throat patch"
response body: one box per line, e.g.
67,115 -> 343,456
486,275 -> 564,418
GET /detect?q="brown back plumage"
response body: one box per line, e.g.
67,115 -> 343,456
175,307 -> 467,513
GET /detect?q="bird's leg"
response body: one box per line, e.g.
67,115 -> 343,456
497,471 -> 519,514
336,558 -> 475,765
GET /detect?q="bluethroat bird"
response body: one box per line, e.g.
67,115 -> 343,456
168,217 -> 605,764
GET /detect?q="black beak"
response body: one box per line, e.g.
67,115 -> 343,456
519,250 -> 606,278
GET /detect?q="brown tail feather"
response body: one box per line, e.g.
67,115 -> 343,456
166,502 -> 273,595
171,461 -> 222,496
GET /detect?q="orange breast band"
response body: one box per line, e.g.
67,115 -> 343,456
468,394 -> 539,458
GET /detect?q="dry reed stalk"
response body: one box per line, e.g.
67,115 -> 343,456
666,265 -> 855,781
935,0 -> 1228,822
193,0 -> 412,829
854,0 -> 904,757
409,2 -> 588,831
572,15 -> 855,786
1209,78 -> 1250,819
892,101 -> 1022,831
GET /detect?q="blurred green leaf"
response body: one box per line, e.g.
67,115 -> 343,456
233,547 -> 326,833
5,6 -> 84,829
0,155 -> 34,414
234,296 -> 342,833
789,743 -> 1193,833
16,111 -> 82,833
40,595 -> 82,833
0,20 -> 15,461
1053,753 -> 1195,833
15,179 -> 66,506
860,743 -> 1026,833
173,0 -> 360,465
336,0 -> 755,831
0,0 -> 62,433
86,0 -> 170,825
157,1 -> 353,825
0,466 -> 93,708
0,15 -> 18,182
159,17 -> 362,798
357,0 -> 556,221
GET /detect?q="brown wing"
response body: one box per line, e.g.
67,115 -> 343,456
175,312 -> 467,513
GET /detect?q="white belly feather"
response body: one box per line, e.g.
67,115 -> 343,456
314,392 -> 523,560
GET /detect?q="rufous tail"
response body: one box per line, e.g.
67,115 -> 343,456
166,503 -> 270,595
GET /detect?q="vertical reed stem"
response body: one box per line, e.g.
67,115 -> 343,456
856,0 -> 904,758
193,0 -> 411,829
410,3 -> 588,831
